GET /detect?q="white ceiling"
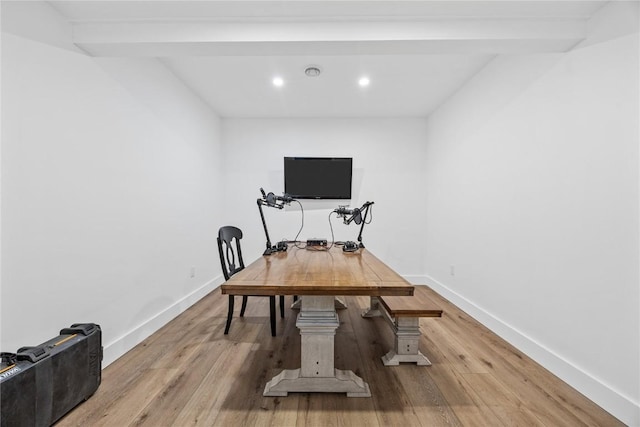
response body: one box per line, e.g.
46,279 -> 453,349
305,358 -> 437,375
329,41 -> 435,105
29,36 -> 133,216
47,1 -> 606,118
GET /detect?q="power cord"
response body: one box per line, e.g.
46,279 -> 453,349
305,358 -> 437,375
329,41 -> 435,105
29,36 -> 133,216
291,199 -> 306,249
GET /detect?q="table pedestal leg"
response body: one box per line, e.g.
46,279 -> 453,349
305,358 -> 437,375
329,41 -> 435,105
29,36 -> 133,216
290,297 -> 348,310
361,296 -> 382,317
264,295 -> 370,397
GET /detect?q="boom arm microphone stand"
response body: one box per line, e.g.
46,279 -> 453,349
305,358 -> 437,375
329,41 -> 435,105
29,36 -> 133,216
257,198 -> 279,255
258,188 -> 290,256
335,201 -> 375,251
354,201 -> 374,248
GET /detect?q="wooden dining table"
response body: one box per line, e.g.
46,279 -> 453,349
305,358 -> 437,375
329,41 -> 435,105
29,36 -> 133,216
221,245 -> 414,397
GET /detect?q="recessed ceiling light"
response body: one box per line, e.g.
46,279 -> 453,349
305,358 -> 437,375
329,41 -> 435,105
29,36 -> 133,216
272,76 -> 284,87
358,76 -> 370,87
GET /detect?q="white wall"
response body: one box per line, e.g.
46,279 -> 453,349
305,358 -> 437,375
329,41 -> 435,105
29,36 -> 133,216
221,118 -> 427,277
1,33 -> 224,366
423,3 -> 639,425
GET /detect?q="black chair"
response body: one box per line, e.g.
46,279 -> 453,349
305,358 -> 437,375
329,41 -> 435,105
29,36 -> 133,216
217,226 -> 284,336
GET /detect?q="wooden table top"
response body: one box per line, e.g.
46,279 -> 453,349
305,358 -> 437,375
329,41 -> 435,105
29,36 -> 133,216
221,246 -> 414,297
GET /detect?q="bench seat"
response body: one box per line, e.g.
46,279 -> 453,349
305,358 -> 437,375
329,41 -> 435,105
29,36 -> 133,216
379,286 -> 443,318
368,286 -> 443,366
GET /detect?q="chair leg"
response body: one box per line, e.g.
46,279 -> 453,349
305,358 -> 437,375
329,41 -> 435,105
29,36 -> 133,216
240,296 -> 248,317
224,295 -> 234,335
269,296 -> 276,337
279,295 -> 285,318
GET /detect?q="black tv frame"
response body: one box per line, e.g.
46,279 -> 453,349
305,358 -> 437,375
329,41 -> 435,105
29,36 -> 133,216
284,157 -> 352,200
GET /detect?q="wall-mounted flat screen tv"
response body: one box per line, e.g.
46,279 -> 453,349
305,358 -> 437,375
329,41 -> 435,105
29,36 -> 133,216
284,157 -> 352,199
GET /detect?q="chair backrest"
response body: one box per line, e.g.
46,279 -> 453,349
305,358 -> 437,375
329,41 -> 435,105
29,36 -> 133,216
217,226 -> 245,281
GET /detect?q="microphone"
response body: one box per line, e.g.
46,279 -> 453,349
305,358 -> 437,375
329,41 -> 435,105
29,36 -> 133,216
266,192 -> 292,205
260,188 -> 293,208
334,206 -> 353,217
334,206 -> 356,225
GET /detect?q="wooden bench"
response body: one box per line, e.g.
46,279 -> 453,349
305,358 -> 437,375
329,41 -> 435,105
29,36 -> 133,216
367,286 -> 443,366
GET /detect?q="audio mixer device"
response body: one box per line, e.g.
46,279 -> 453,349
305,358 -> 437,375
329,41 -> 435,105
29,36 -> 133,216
306,238 -> 328,247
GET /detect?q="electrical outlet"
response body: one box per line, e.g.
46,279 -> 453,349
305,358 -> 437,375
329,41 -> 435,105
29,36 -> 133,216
450,265 -> 455,276
190,266 -> 196,278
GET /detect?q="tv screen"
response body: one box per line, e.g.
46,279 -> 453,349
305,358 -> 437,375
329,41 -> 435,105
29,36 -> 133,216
284,157 -> 352,199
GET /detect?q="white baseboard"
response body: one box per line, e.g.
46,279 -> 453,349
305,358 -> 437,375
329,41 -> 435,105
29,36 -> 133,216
102,275 -> 224,367
409,274 -> 639,427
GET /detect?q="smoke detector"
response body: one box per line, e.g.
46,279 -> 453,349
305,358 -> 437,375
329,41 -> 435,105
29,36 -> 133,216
304,65 -> 322,77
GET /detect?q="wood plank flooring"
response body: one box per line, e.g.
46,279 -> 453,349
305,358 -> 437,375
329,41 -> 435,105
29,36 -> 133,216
57,286 -> 623,426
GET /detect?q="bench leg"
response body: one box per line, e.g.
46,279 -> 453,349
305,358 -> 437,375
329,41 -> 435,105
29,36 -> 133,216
381,317 -> 432,366
361,296 -> 382,318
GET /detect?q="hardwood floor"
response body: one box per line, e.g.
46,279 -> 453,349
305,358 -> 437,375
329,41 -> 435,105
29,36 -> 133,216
57,287 -> 623,426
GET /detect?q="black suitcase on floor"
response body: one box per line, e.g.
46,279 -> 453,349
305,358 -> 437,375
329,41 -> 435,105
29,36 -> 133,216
0,323 -> 102,427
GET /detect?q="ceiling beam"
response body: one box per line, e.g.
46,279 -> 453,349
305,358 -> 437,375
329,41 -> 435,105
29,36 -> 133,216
72,19 -> 587,56
52,1 -> 605,21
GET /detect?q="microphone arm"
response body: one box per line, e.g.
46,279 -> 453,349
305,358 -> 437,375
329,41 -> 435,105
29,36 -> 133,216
345,208 -> 361,225
257,199 -> 276,255
257,188 -> 290,255
334,201 -> 375,250
356,201 -> 374,248
344,201 -> 373,225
